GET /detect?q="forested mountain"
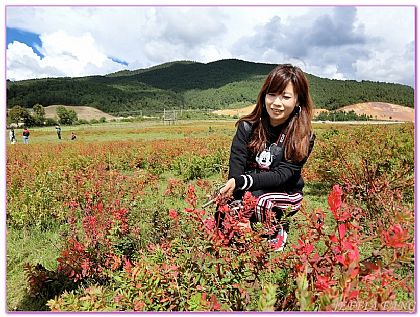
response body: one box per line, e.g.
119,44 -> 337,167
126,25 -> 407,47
6,59 -> 414,116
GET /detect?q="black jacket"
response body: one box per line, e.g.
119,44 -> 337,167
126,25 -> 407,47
228,120 -> 315,199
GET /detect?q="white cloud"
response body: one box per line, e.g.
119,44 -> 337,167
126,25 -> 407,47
353,41 -> 414,86
6,41 -> 51,80
7,30 -> 126,80
198,44 -> 233,63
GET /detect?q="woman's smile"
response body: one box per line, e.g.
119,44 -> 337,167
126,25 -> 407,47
270,107 -> 284,114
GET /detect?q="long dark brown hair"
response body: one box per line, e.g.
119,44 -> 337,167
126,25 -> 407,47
237,64 -> 313,163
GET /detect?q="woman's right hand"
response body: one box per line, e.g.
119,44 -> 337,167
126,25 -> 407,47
219,178 -> 236,198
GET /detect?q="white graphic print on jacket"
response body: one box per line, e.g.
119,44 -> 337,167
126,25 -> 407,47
255,145 -> 274,170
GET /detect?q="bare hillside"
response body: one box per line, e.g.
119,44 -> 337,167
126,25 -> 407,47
213,102 -> 414,122
339,102 -> 414,122
213,105 -> 255,117
44,105 -> 117,121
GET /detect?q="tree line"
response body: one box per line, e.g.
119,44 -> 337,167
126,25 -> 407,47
314,110 -> 371,121
7,105 -> 79,127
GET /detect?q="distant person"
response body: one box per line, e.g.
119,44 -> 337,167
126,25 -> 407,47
71,132 -> 77,140
9,128 -> 16,144
22,127 -> 30,144
56,125 -> 62,140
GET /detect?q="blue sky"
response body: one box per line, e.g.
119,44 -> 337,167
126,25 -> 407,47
5,6 -> 415,86
6,27 -> 44,58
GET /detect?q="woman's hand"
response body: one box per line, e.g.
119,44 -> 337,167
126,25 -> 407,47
219,178 -> 236,198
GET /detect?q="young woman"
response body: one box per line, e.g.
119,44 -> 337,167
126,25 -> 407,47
218,64 -> 315,251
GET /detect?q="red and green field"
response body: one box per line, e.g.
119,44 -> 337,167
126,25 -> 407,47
6,120 -> 414,312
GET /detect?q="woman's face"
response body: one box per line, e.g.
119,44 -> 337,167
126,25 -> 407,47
265,81 -> 297,126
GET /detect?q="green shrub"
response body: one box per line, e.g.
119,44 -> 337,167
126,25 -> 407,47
172,150 -> 227,181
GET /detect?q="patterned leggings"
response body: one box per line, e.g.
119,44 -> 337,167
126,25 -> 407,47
252,192 -> 303,232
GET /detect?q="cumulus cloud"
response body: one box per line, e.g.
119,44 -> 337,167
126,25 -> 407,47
354,40 -> 414,86
306,7 -> 366,47
6,6 -> 232,78
233,7 -> 374,81
7,30 -> 127,80
131,7 -> 229,65
158,8 -> 227,47
7,41 -> 65,80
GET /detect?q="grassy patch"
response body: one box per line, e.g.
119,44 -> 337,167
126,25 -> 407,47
7,226 -> 62,311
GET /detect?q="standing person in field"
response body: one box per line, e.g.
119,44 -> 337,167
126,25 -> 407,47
9,128 -> 16,144
56,125 -> 62,140
217,64 -> 315,251
22,127 -> 30,144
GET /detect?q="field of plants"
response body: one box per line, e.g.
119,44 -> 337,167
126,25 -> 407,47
6,120 -> 414,312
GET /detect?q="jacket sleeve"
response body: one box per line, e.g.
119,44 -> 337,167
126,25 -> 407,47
234,132 -> 316,191
234,160 -> 302,191
228,121 -> 252,179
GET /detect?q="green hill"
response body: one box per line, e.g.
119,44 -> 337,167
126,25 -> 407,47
6,59 -> 414,116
